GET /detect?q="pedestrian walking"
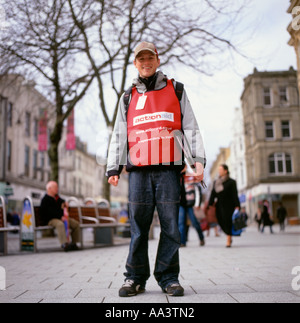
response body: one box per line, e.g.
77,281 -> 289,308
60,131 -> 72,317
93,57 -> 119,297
106,41 -> 206,297
203,200 -> 220,237
208,164 -> 240,248
240,207 -> 249,226
261,204 -> 274,234
254,207 -> 262,232
40,181 -> 80,252
277,202 -> 287,232
178,170 -> 205,247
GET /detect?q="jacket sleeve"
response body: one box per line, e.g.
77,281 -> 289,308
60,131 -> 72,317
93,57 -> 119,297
231,179 -> 241,209
179,86 -> 206,168
106,94 -> 128,178
194,183 -> 202,207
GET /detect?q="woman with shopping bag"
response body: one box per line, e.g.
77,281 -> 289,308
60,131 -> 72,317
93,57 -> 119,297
208,164 -> 240,248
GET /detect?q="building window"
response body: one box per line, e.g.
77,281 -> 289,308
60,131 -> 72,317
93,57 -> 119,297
79,179 -> 82,196
33,150 -> 38,179
34,119 -> 38,142
265,121 -> 274,139
269,153 -> 292,175
279,87 -> 288,103
73,177 -> 77,195
263,88 -> 271,106
7,102 -> 13,127
40,152 -> 45,182
25,146 -> 30,177
281,121 -> 291,139
7,141 -> 12,172
25,112 -> 31,137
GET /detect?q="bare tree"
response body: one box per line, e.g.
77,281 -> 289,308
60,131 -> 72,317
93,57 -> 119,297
0,0 -> 250,200
67,0 -> 249,200
0,0 -> 96,182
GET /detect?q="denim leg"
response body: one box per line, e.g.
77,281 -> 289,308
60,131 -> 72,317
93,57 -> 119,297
187,207 -> 204,241
153,170 -> 181,289
125,171 -> 155,286
178,206 -> 187,245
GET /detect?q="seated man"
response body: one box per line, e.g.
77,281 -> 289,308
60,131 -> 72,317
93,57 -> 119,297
40,181 -> 80,252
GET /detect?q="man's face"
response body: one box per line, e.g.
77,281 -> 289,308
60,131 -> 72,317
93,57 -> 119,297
49,182 -> 59,196
134,51 -> 160,79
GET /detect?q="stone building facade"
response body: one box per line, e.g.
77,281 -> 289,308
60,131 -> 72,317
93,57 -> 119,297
0,75 -> 128,211
241,67 -> 300,218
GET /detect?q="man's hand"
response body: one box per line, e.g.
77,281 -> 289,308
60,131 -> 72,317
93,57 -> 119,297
61,215 -> 68,222
192,162 -> 204,182
108,176 -> 119,187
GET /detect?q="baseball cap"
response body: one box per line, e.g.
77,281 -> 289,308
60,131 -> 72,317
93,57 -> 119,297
134,42 -> 159,59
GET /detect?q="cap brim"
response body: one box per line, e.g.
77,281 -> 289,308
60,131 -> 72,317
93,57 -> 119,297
135,49 -> 157,58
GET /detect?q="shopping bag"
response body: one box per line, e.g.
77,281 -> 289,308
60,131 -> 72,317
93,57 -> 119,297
232,209 -> 243,236
232,209 -> 247,231
200,218 -> 209,232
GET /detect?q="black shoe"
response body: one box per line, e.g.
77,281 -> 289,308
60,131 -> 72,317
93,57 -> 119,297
62,243 -> 73,252
164,283 -> 184,297
70,243 -> 79,251
62,243 -> 79,252
119,280 -> 145,297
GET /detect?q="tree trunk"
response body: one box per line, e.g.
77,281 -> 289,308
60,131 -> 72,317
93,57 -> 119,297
48,121 -> 63,183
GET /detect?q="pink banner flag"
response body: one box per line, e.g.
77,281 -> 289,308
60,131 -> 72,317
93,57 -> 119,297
38,109 -> 48,152
66,109 -> 76,151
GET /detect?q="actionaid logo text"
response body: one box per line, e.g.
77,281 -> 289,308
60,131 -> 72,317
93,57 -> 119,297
133,112 -> 174,126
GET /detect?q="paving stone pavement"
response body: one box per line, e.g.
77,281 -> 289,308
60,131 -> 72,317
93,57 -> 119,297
0,225 -> 299,303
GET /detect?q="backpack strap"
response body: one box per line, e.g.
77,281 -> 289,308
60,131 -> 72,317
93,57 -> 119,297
123,86 -> 133,115
174,81 -> 184,102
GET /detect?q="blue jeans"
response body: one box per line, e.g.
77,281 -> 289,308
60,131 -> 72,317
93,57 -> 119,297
178,206 -> 204,245
125,169 -> 181,289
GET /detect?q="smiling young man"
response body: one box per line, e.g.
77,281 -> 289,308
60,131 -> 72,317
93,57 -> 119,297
107,42 -> 206,297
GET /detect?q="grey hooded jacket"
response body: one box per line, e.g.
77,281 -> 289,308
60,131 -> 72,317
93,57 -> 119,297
106,71 -> 206,178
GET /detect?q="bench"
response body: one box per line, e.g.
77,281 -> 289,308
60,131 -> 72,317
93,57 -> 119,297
288,217 -> 300,225
68,197 -> 130,248
0,195 -> 20,255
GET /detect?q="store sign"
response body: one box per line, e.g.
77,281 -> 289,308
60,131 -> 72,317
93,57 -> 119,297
0,182 -> 14,197
239,194 -> 246,203
21,197 -> 34,251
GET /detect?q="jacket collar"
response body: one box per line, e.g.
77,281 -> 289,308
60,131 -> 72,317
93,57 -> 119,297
132,70 -> 168,92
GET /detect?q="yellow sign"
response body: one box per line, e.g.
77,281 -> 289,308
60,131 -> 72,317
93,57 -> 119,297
22,212 -> 32,229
